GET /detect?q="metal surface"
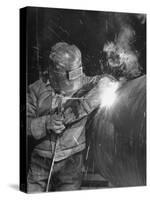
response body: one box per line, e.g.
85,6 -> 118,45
87,75 -> 146,187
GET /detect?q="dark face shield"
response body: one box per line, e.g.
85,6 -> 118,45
67,67 -> 83,80
49,66 -> 83,96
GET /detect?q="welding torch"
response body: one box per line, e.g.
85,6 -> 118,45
46,95 -> 90,191
45,90 -> 110,192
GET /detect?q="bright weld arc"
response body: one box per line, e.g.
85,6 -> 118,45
100,81 -> 119,108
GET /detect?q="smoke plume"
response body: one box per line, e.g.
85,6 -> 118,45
103,25 -> 142,79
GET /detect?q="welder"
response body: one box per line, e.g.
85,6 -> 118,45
27,42 -> 102,193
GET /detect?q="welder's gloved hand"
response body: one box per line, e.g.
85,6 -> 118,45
63,107 -> 76,125
63,99 -> 88,125
46,113 -> 65,135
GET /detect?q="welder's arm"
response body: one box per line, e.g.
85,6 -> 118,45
63,82 -> 101,125
27,86 -> 65,139
27,87 -> 47,140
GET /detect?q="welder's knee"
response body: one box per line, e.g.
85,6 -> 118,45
54,152 -> 83,191
27,152 -> 50,193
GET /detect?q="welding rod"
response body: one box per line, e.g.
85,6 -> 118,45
46,97 -> 63,192
46,134 -> 58,192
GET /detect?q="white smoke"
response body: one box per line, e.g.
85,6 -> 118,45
103,25 -> 141,79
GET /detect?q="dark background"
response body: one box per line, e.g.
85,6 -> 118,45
26,7 -> 146,84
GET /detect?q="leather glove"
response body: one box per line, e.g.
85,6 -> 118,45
63,107 -> 76,125
46,113 -> 65,135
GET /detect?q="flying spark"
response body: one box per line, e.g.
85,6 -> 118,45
73,136 -> 79,145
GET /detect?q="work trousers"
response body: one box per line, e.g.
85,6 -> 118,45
27,151 -> 83,193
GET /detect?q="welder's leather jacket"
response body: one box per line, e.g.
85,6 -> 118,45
27,74 -> 101,161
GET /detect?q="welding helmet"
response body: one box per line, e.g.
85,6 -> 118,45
49,42 -> 83,95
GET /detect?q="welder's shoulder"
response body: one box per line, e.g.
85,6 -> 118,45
28,79 -> 44,93
28,79 -> 53,96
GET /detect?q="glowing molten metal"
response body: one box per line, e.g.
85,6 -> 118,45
99,76 -> 120,108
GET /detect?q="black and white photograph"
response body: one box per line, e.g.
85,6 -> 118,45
20,6 -> 146,194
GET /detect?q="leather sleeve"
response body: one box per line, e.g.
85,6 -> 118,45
63,76 -> 101,125
27,81 -> 47,139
